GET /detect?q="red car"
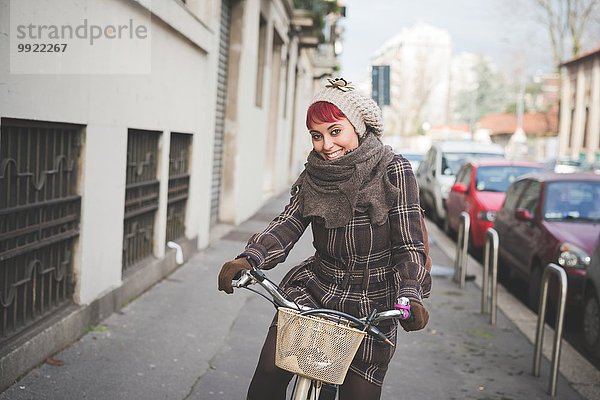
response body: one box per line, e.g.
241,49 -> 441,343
445,159 -> 544,249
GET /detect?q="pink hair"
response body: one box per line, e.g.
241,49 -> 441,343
306,101 -> 346,129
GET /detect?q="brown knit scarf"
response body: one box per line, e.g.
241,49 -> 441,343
292,133 -> 400,229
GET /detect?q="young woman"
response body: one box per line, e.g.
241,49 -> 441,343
218,78 -> 432,400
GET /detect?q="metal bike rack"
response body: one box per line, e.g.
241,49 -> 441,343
481,228 -> 499,325
453,211 -> 469,289
532,263 -> 568,397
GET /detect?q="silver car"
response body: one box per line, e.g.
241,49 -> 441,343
415,141 -> 505,223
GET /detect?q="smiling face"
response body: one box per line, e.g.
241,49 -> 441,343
306,101 -> 359,161
309,118 -> 359,161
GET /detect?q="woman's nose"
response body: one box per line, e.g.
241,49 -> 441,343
323,135 -> 334,149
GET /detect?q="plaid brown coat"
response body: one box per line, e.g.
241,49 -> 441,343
241,154 -> 432,386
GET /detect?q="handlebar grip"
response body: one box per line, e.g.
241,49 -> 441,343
232,270 -> 253,288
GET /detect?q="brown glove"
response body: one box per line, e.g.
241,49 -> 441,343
218,257 -> 253,294
399,300 -> 429,332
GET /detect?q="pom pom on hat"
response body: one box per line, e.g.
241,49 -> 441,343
311,78 -> 384,137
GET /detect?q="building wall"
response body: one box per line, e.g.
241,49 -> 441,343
0,0 -> 317,307
289,47 -> 317,181
0,0 -> 341,388
219,0 -> 299,225
0,0 -> 220,304
558,51 -> 600,162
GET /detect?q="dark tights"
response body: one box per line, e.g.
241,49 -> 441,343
247,326 -> 382,400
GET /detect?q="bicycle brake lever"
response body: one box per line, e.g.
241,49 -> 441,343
366,325 -> 394,347
250,268 -> 266,282
365,308 -> 378,324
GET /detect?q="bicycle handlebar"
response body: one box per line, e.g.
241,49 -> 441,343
232,268 -> 411,345
233,268 -> 311,311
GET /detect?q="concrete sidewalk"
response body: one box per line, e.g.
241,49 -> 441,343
1,192 -> 598,399
426,219 -> 600,400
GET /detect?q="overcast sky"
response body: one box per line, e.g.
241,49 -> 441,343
339,0 -> 554,83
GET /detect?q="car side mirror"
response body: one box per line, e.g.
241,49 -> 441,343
515,208 -> 533,221
451,183 -> 468,194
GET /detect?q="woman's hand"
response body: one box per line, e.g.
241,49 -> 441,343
399,300 -> 429,332
218,257 -> 253,294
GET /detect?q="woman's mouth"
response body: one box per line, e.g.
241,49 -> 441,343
323,149 -> 344,160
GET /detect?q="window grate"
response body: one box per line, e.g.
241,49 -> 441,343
166,133 -> 191,243
122,129 -> 159,272
0,118 -> 81,341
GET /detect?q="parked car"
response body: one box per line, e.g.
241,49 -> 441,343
416,141 -> 505,223
382,141 -> 424,172
445,159 -> 544,249
494,171 -> 600,310
583,234 -> 600,359
398,150 -> 424,172
545,157 -> 592,174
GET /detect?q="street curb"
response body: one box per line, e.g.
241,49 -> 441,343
426,218 -> 600,400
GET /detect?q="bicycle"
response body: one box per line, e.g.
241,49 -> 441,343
232,266 -> 413,400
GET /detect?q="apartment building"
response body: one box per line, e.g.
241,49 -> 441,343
558,46 -> 600,163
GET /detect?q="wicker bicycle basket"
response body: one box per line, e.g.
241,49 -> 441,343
275,308 -> 367,385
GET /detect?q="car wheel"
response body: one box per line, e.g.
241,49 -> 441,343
583,289 -> 600,359
469,240 -> 483,261
528,264 -> 542,313
419,190 -> 430,215
497,259 -> 510,283
443,216 -> 454,237
427,203 -> 439,225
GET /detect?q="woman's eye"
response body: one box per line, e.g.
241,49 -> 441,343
330,129 -> 341,136
311,134 -> 322,141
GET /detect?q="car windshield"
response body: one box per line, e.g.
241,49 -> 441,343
475,166 -> 543,192
441,152 -> 503,176
544,181 -> 600,222
403,153 -> 423,162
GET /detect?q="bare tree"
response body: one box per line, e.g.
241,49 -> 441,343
406,47 -> 436,135
452,55 -> 508,125
375,46 -> 437,136
533,0 -> 600,65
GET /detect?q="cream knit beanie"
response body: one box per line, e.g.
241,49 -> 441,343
311,77 -> 383,137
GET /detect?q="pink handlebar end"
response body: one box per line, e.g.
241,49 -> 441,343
394,297 -> 412,320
